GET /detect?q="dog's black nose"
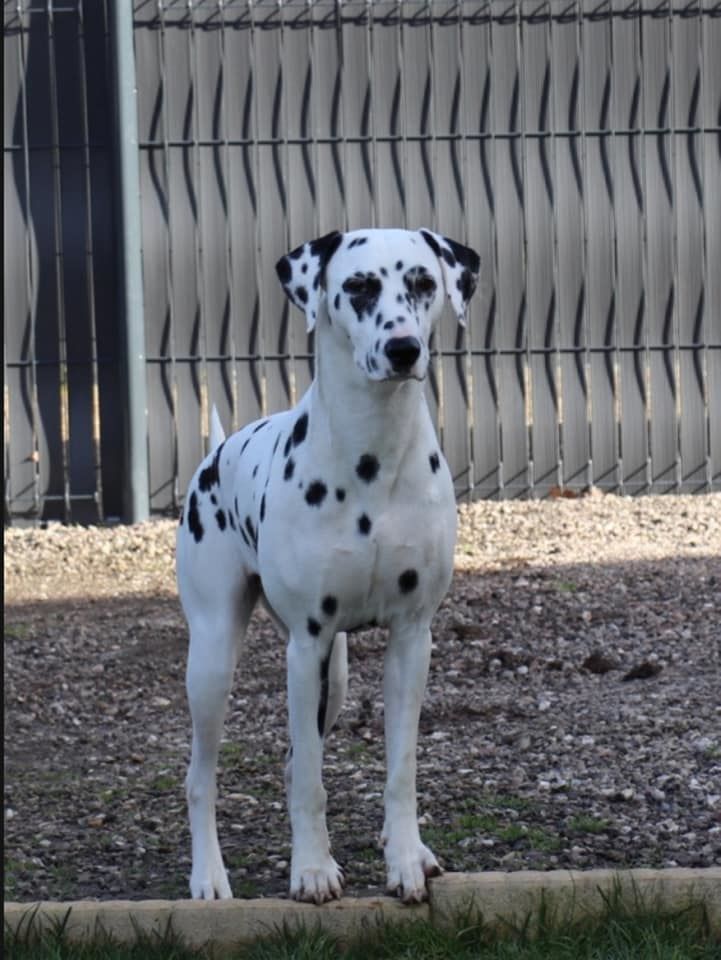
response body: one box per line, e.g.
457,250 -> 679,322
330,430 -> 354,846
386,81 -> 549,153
384,336 -> 421,372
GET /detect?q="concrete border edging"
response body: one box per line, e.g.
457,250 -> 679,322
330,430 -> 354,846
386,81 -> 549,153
5,868 -> 720,953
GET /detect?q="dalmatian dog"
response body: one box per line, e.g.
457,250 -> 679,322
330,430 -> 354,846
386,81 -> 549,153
176,227 -> 480,905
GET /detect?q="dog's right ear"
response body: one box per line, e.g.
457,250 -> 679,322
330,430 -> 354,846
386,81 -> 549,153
275,231 -> 343,332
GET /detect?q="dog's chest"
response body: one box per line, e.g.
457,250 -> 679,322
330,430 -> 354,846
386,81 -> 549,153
258,430 -> 456,630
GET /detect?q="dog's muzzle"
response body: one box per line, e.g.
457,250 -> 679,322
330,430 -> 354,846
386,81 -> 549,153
384,336 -> 422,375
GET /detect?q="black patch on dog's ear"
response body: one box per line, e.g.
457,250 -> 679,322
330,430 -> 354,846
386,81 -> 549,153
445,236 -> 481,275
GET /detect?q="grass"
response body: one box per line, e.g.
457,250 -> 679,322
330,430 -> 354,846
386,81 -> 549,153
5,893 -> 717,960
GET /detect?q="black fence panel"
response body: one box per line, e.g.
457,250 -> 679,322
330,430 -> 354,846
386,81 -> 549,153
4,1 -> 721,523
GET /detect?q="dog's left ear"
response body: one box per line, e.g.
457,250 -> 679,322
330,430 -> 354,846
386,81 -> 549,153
419,230 -> 480,327
275,231 -> 343,332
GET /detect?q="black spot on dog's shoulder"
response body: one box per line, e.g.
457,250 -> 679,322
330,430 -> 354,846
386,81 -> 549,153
322,595 -> 338,617
188,491 -> 203,543
198,441 -> 226,492
395,260 -> 403,271
305,481 -> 327,507
260,494 -> 266,522
356,453 -> 379,483
380,267 -> 388,277
307,617 -> 322,637
398,569 -> 418,593
240,437 -> 251,455
216,509 -> 227,531
336,488 -> 346,502
253,419 -> 269,434
295,285 -> 308,304
429,452 -> 441,473
284,435 -> 292,457
292,412 -> 309,447
358,514 -> 372,535
252,464 -> 259,478
284,458 -> 295,481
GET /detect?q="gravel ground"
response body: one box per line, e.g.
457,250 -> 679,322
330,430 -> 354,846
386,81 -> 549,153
4,492 -> 721,903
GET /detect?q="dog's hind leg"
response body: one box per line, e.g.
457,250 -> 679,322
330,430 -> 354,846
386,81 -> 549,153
183,577 -> 260,900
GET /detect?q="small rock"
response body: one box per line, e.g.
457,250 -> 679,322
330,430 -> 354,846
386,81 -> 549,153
623,661 -> 663,681
582,652 -> 619,674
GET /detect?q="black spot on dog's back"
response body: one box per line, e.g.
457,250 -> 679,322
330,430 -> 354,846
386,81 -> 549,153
293,413 -> 309,447
188,491 -> 203,543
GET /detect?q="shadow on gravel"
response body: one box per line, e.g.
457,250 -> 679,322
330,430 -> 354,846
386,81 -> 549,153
4,555 -> 720,903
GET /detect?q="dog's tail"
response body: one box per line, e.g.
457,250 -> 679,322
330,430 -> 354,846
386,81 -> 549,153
209,404 -> 226,451
323,631 -> 348,737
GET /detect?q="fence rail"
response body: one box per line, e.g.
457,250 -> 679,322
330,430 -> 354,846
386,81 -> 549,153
4,0 -> 721,524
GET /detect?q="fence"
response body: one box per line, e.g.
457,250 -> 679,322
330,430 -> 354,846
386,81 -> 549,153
4,0 -> 721,524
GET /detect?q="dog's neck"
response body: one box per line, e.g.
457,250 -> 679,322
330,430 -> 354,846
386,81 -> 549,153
310,310 -> 428,467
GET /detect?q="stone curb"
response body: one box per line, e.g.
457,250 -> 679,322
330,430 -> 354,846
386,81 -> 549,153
5,868 -> 720,954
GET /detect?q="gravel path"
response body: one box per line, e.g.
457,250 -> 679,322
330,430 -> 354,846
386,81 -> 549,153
4,492 -> 721,902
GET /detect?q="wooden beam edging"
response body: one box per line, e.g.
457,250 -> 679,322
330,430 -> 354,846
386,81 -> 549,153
5,868 -> 720,953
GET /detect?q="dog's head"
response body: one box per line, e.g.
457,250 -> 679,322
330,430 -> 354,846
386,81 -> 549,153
276,228 -> 480,382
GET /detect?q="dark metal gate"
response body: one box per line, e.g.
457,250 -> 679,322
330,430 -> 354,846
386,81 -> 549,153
5,1 -> 721,524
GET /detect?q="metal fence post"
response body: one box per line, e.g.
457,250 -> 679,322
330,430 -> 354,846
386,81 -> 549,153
111,0 -> 149,523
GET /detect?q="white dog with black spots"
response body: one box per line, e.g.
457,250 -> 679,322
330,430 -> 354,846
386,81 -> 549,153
176,227 -> 480,904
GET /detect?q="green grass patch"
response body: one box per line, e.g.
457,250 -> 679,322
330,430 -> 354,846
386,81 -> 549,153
568,815 -> 610,835
6,892 -> 717,960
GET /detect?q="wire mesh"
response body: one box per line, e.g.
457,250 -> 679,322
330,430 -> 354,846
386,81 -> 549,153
4,0 -> 720,521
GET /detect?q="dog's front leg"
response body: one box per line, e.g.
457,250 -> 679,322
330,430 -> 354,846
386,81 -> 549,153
382,623 -> 441,903
286,632 -> 344,904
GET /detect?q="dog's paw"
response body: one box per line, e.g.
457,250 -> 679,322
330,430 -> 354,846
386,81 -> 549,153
190,863 -> 232,900
290,857 -> 344,905
384,841 -> 442,904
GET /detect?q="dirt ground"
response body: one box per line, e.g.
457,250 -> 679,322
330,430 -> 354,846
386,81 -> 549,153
4,492 -> 721,902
